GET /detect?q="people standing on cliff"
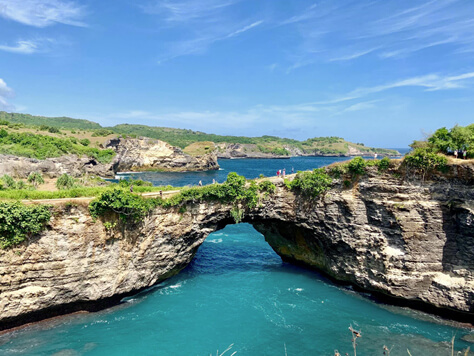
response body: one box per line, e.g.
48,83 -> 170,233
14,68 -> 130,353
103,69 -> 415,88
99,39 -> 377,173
212,179 -> 216,184
463,150 -> 467,159
282,168 -> 286,178
374,153 -> 378,160
276,170 -> 280,177
198,180 -> 202,186
130,184 -> 133,193
454,150 -> 458,159
291,167 -> 294,174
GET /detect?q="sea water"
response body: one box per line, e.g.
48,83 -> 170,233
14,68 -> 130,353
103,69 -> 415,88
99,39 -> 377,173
1,154 -> 472,355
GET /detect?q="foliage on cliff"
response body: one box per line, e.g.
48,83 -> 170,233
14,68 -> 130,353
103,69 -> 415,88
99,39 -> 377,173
0,111 -> 101,130
89,173 -> 276,224
427,124 -> 474,157
0,129 -> 115,162
286,168 -> 332,197
0,202 -> 51,249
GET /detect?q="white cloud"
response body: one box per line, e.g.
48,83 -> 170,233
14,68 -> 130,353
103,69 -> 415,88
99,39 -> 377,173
279,0 -> 474,68
143,0 -> 262,63
226,21 -> 263,38
143,0 -> 239,23
0,40 -> 38,54
0,78 -> 15,110
0,0 -> 86,27
0,38 -> 60,55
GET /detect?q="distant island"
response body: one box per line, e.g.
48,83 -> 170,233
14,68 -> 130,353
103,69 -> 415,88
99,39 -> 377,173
0,111 -> 400,162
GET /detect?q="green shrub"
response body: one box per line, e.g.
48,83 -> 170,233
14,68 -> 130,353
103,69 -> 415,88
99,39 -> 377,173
404,148 -> 448,176
118,178 -> 153,187
0,202 -> 51,249
27,171 -> 44,188
89,189 -> 154,223
79,138 -> 90,146
286,168 -> 332,197
48,127 -> 60,134
2,174 -> 16,189
257,180 -> 276,194
328,165 -> 347,178
56,173 -> 76,190
347,157 -> 367,176
377,157 -> 390,171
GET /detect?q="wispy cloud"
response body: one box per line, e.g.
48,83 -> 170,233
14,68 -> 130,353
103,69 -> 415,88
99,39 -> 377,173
142,0 -> 239,23
0,38 -> 56,54
142,0 -> 263,63
0,78 -> 15,110
329,47 -> 379,62
0,0 -> 86,27
279,0 -> 474,68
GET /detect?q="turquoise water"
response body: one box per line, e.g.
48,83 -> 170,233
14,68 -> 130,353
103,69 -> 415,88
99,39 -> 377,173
1,154 -> 472,355
0,224 -> 471,355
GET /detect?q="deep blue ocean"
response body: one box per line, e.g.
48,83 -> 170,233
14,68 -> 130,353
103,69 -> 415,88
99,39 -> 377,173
1,152 -> 472,355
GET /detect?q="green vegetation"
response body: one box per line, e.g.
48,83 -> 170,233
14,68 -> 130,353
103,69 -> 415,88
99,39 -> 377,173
347,156 -> 367,176
285,168 -> 332,197
27,172 -> 45,188
404,147 -> 448,178
88,173 -> 276,224
0,129 -> 115,162
0,111 -> 101,130
56,174 -> 76,190
427,124 -> 474,157
0,202 -> 51,249
0,185 -> 171,200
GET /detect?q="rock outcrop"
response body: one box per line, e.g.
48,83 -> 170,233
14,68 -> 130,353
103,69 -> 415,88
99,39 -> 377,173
0,154 -> 115,179
107,137 -> 219,172
0,138 -> 219,179
216,143 -> 290,159
0,162 -> 472,330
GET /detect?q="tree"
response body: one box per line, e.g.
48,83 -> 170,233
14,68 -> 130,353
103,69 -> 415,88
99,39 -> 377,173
27,172 -> 44,188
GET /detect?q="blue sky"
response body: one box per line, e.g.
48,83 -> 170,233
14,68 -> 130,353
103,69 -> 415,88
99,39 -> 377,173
1,0 -> 474,147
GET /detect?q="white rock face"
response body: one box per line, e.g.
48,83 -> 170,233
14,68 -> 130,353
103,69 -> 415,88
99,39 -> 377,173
107,137 -> 219,172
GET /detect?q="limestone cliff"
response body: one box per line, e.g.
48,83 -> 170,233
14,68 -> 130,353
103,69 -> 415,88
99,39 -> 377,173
0,162 -> 472,330
106,137 -> 219,172
0,137 -> 219,179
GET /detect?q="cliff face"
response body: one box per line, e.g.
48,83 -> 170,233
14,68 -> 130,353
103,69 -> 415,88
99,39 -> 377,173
0,201 -> 233,330
107,137 -> 219,172
250,165 -> 474,318
0,163 -> 472,330
0,138 -> 219,179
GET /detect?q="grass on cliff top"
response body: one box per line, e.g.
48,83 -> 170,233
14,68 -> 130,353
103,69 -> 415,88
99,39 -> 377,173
0,181 -> 178,200
183,141 -> 216,156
